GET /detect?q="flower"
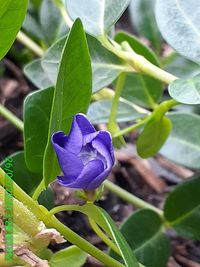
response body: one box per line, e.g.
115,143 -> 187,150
51,113 -> 115,190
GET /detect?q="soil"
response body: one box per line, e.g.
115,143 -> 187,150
0,10 -> 200,267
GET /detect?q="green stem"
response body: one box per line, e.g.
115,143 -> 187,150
0,104 -> 24,131
52,0 -> 73,28
45,215 -> 125,267
0,168 -> 125,267
17,31 -> 44,57
104,180 -> 164,219
113,117 -> 149,138
88,217 -> 120,255
108,73 -> 126,131
102,37 -> 178,85
32,180 -> 45,201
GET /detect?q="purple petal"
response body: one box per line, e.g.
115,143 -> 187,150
91,131 -> 115,172
65,116 -> 83,154
51,131 -> 68,148
95,131 -> 115,163
57,160 -> 104,189
65,114 -> 96,154
52,132 -> 84,178
75,113 -> 96,135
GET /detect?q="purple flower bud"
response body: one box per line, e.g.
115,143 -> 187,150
51,113 -> 115,190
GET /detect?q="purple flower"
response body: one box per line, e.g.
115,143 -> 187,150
51,113 -> 115,190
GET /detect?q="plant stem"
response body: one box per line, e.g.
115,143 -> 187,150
0,167 -> 125,267
88,217 -> 120,255
32,180 -> 45,201
102,37 -> 178,85
53,0 -> 73,28
45,215 -> 125,267
113,117 -> 149,138
104,180 -> 164,219
108,73 -> 126,131
0,104 -> 24,131
17,31 -> 44,57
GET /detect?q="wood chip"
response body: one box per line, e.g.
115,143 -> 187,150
15,247 -> 49,267
115,151 -> 166,193
157,156 -> 194,179
175,254 -> 200,267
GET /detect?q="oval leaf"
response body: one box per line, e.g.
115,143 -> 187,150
43,19 -> 92,186
66,0 -> 131,38
0,0 -> 28,60
137,115 -> 172,158
156,0 -> 200,64
129,0 -> 162,53
42,34 -> 125,93
24,87 -> 54,174
164,174 -> 200,240
24,59 -> 52,89
0,152 -> 41,195
169,74 -> 200,104
161,112 -> 200,169
49,246 -> 87,267
87,99 -> 144,124
111,209 -> 170,267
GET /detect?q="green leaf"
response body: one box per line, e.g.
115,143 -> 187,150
129,0 -> 162,53
164,54 -> 200,79
38,187 -> 54,210
42,34 -> 125,92
87,34 -> 125,92
24,59 -> 52,89
39,0 -> 66,45
164,174 -> 200,240
169,74 -> 200,105
88,99 -> 145,124
111,209 -> 170,267
49,246 -> 87,267
0,0 -> 28,60
137,115 -> 172,158
0,152 -> 41,195
156,0 -> 200,64
99,207 -> 139,267
59,203 -> 112,236
41,36 -> 66,85
121,74 -> 163,109
23,13 -> 46,43
0,0 -> 11,18
66,0 -> 131,38
24,87 -> 54,174
161,112 -> 200,169
115,32 -> 163,108
43,19 -> 92,186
